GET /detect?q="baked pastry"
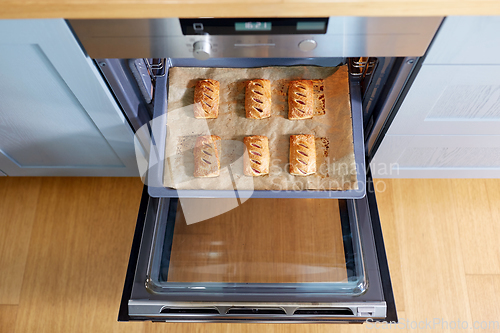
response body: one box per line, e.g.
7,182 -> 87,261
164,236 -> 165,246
243,136 -> 270,176
193,135 -> 221,177
194,79 -> 220,119
288,80 -> 314,120
289,134 -> 316,176
245,79 -> 271,119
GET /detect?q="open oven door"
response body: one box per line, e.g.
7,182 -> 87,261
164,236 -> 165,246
118,171 -> 395,323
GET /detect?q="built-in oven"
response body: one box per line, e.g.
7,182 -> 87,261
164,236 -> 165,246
69,16 -> 443,323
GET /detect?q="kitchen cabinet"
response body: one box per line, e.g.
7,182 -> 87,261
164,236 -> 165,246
371,16 -> 500,178
0,19 -> 138,176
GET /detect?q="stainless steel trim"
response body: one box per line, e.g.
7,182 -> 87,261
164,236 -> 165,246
366,57 -> 417,157
68,17 -> 443,59
234,43 -> 276,47
95,59 -> 153,132
128,300 -> 387,322
130,59 -> 153,103
145,58 -> 166,79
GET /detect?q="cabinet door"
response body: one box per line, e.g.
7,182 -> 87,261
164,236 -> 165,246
372,17 -> 500,178
386,65 -> 500,136
0,19 -> 138,176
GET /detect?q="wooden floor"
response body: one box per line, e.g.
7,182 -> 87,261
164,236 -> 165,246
1,177 -> 500,332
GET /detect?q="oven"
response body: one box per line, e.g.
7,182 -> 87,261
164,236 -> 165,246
69,16 -> 442,323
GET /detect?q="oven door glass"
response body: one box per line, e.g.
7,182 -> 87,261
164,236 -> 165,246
150,198 -> 365,295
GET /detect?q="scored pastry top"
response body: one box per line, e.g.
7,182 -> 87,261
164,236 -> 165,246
289,134 -> 316,176
243,135 -> 270,176
245,79 -> 271,119
288,80 -> 314,120
194,79 -> 220,119
193,135 -> 221,178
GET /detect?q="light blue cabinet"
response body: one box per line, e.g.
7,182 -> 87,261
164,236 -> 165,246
0,19 -> 138,176
372,16 -> 500,178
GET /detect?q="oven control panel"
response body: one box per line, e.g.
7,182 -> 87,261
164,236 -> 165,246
69,17 -> 443,59
181,18 -> 327,60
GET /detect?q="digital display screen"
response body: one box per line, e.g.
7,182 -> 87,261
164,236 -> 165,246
296,21 -> 327,31
180,18 -> 328,35
235,22 -> 272,31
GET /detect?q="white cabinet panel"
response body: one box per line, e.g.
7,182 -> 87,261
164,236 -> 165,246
425,16 -> 500,65
372,17 -> 500,178
387,65 -> 500,136
371,135 -> 500,178
0,19 -> 138,176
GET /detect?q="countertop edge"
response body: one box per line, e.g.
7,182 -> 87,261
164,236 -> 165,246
2,2 -> 500,19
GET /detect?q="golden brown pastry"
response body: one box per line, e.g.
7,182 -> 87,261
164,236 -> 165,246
288,80 -> 314,120
289,134 -> 316,176
194,79 -> 220,119
243,136 -> 270,176
193,135 -> 221,177
245,79 -> 271,119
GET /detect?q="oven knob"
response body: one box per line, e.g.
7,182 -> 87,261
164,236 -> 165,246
298,39 -> 317,52
193,41 -> 211,60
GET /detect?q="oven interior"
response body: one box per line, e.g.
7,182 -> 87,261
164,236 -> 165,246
101,55 -> 404,323
142,57 -> 369,199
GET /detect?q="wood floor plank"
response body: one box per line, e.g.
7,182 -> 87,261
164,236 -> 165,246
466,275 -> 500,333
387,179 -> 472,330
78,178 -> 146,333
14,178 -> 145,333
0,178 -> 41,304
454,180 -> 500,275
0,305 -> 18,333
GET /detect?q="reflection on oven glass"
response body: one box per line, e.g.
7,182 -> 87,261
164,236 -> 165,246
164,198 -> 350,283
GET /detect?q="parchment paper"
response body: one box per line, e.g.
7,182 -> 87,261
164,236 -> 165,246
163,65 -> 358,191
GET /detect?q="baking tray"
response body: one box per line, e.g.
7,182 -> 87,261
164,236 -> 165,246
147,58 -> 366,199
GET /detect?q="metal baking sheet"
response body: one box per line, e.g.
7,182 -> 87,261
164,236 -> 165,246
147,58 -> 366,199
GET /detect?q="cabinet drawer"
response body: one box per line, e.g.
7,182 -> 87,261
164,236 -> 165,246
119,173 -> 396,323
